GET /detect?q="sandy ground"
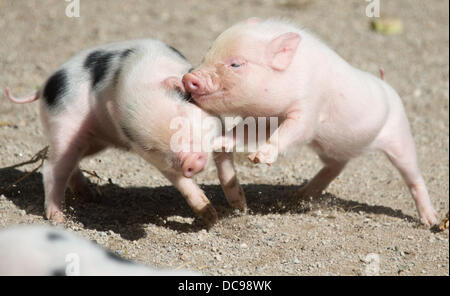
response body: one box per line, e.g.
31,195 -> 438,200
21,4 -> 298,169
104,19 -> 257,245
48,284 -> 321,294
0,0 -> 448,276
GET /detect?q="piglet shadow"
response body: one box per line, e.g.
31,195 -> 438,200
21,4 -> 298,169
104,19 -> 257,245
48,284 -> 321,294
0,167 -> 417,241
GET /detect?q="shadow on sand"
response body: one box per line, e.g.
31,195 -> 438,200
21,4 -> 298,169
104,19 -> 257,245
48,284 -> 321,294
0,166 -> 417,240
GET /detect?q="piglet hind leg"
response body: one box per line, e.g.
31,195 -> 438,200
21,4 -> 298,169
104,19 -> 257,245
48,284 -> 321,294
378,134 -> 438,226
213,152 -> 247,213
43,144 -> 87,223
41,115 -> 103,222
67,145 -> 106,203
298,155 -> 348,200
68,168 -> 96,203
162,171 -> 218,228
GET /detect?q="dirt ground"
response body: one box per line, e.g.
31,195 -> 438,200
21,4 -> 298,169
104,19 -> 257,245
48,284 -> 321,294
0,0 -> 448,276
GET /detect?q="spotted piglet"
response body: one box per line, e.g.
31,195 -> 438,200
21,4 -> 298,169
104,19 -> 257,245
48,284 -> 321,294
5,39 -> 247,227
0,225 -> 199,275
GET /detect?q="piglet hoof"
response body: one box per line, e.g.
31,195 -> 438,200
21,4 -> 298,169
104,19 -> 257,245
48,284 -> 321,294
297,185 -> 321,200
248,144 -> 278,165
229,199 -> 248,214
418,207 -> 439,227
197,204 -> 218,229
248,152 -> 271,165
45,208 -> 65,224
225,186 -> 248,213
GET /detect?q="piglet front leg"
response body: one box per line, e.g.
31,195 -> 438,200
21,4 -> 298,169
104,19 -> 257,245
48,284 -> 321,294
248,142 -> 279,165
213,152 -> 247,212
162,171 -> 218,228
249,107 -> 317,165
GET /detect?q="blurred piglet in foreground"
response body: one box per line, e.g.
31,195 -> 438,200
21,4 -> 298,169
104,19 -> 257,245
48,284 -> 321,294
5,39 -> 246,227
183,19 -> 438,225
0,225 -> 199,276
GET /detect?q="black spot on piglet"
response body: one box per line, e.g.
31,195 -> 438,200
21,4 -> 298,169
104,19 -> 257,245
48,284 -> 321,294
113,48 -> 136,85
84,50 -> 117,88
168,45 -> 187,60
43,69 -> 68,109
175,87 -> 193,103
50,268 -> 66,276
47,231 -> 65,241
120,48 -> 135,59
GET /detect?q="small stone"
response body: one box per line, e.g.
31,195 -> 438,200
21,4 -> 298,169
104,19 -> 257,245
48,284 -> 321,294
293,258 -> 300,264
312,210 -> 322,217
240,243 -> 248,249
397,264 -> 407,273
180,254 -> 188,261
214,254 -> 222,261
413,89 -> 422,98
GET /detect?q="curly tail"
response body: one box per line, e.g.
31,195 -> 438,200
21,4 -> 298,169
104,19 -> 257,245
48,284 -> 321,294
5,87 -> 40,104
379,68 -> 385,80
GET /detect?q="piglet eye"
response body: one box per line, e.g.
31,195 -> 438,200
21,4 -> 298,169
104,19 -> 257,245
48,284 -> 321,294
230,63 -> 242,68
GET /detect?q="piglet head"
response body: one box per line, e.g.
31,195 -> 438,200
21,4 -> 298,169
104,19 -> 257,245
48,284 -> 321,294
183,19 -> 301,116
157,77 -> 211,178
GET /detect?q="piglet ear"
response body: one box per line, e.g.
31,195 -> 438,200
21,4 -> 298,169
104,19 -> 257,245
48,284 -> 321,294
246,17 -> 261,25
266,32 -> 301,71
163,76 -> 185,93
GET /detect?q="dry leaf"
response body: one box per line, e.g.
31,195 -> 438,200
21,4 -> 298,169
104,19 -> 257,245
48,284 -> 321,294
371,18 -> 403,35
439,212 -> 449,231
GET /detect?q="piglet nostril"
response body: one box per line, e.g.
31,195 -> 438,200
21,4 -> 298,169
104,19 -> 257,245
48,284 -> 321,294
189,81 -> 199,91
181,152 -> 207,178
183,74 -> 203,94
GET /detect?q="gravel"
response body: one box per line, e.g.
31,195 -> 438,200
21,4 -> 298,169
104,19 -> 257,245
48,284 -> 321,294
0,0 -> 448,275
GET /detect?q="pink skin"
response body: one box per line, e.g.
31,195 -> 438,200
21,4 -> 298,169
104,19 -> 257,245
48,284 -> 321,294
183,19 -> 439,226
5,87 -> 39,104
23,82 -> 219,227
6,40 -> 247,228
178,151 -> 207,178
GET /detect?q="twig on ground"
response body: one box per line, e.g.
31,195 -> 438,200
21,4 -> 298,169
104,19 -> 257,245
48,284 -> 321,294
439,212 -> 449,231
0,146 -> 49,195
175,261 -> 193,270
81,169 -> 106,181
1,145 -> 49,170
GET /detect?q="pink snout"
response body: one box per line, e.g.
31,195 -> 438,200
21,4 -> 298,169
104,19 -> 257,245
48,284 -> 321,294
178,152 -> 208,178
182,73 -> 206,96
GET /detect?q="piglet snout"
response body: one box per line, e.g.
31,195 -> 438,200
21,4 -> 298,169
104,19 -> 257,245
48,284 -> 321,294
179,152 -> 207,178
182,73 -> 206,96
